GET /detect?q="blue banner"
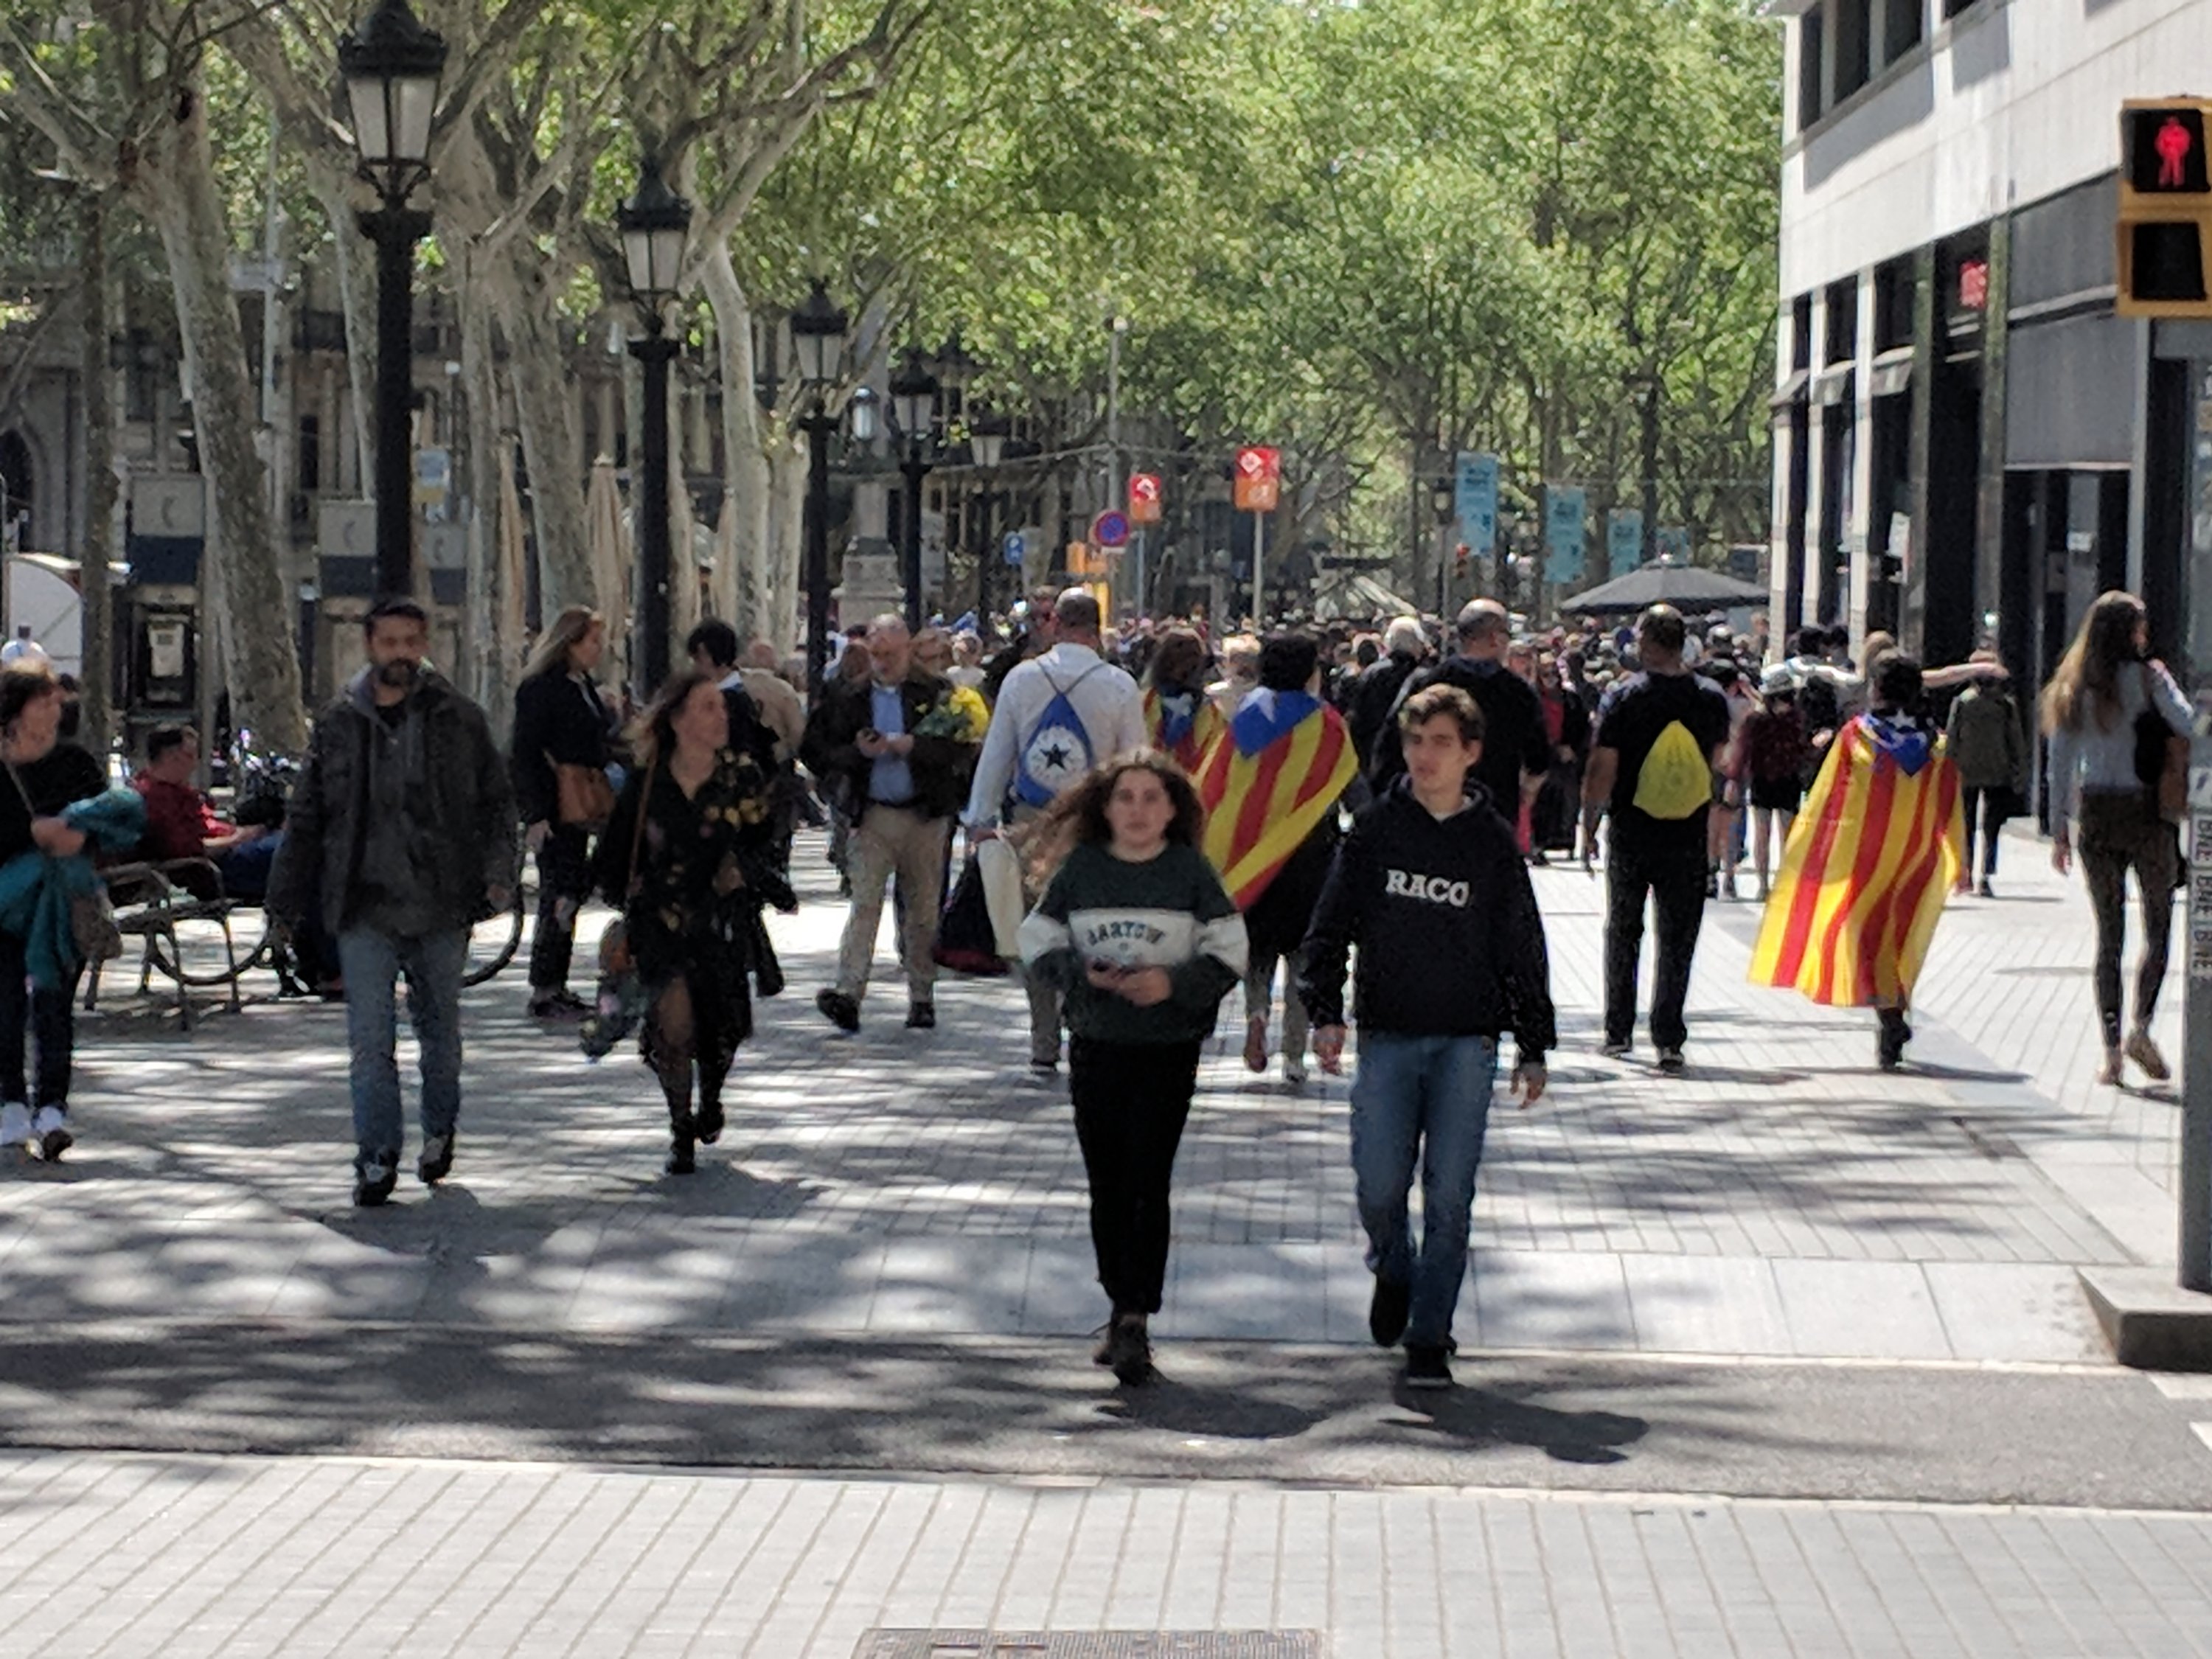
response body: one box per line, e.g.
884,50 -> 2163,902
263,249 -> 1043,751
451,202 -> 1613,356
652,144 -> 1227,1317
1657,526 -> 1691,563
1545,487 -> 1586,584
1607,509 -> 1644,574
1455,452 -> 1498,551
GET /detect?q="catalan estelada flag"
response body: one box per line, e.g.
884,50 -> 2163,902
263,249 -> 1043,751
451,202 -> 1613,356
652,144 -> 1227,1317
1196,689 -> 1359,908
1751,712 -> 1964,1006
1144,685 -> 1224,776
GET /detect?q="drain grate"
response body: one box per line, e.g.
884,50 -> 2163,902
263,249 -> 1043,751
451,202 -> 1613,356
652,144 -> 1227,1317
855,1635 -> 1324,1659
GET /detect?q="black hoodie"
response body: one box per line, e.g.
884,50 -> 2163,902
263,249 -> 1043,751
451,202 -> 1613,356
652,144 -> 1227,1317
1297,776 -> 1554,1059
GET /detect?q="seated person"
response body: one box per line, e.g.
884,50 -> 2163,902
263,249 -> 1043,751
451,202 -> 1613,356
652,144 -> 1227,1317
133,724 -> 278,900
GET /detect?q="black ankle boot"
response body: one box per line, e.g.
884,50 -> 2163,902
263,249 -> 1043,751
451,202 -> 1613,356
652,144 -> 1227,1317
666,1131 -> 695,1175
694,1098 -> 724,1144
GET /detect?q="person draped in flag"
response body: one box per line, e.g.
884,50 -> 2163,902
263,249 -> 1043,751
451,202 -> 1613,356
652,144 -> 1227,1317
1750,652 -> 1964,1071
1195,633 -> 1363,1085
1141,626 -> 1224,776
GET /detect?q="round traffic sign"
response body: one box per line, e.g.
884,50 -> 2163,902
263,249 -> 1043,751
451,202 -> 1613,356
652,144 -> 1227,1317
1091,510 -> 1131,550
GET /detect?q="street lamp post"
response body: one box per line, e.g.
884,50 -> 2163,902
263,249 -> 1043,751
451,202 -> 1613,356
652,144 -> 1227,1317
616,158 -> 692,694
1430,476 -> 1455,614
890,349 -> 941,631
790,279 -> 849,699
969,411 -> 1009,621
340,0 -> 448,600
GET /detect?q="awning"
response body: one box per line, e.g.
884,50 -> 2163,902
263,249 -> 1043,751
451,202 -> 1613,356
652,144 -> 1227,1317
1812,364 -> 1854,407
1869,347 -> 1914,398
1768,369 -> 1810,410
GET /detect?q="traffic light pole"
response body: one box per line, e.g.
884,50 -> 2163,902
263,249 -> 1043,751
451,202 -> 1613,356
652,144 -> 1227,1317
2183,689 -> 2212,1292
1251,507 -> 1266,626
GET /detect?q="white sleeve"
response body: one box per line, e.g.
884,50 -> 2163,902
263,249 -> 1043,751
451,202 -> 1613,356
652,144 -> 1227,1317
965,672 -> 1023,827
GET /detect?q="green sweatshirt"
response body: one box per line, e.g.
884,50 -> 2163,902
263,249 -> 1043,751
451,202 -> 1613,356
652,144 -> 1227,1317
1019,841 -> 1248,1045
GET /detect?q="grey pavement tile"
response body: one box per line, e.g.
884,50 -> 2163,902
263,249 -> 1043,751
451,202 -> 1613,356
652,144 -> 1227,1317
1616,1253 -> 1792,1357
1470,1249 -> 1639,1352
869,1237 -> 1028,1336
1919,1261 -> 2111,1365
1770,1258 -> 1954,1362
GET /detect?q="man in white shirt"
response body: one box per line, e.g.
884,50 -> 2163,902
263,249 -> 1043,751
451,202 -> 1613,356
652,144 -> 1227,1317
965,588 -> 1147,1071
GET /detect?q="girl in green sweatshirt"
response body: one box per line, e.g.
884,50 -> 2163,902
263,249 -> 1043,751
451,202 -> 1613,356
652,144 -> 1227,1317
1018,752 -> 1248,1385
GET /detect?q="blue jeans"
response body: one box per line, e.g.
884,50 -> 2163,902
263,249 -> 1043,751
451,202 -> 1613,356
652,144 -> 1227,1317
1349,1032 -> 1499,1349
337,928 -> 468,1173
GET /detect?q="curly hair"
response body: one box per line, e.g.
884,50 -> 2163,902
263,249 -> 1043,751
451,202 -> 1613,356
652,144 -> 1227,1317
1024,749 -> 1206,885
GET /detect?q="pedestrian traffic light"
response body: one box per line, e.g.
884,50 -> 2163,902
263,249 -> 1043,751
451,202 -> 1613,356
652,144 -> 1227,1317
2118,98 -> 2212,316
1453,543 -> 1470,578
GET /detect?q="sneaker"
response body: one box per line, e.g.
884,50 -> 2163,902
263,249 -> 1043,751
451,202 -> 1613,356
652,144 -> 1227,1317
1656,1047 -> 1686,1075
1599,1038 -> 1632,1060
1876,1010 -> 1912,1073
815,989 -> 861,1033
30,1106 -> 70,1163
2126,1029 -> 2171,1083
1721,872 -> 1738,900
1282,1051 -> 1308,1085
1403,1344 -> 1454,1390
1029,1057 -> 1059,1077
1703,872 -> 1719,900
417,1133 -> 455,1185
1242,1015 -> 1268,1074
353,1161 -> 396,1208
694,1099 -> 725,1144
1368,1276 -> 1411,1349
1977,879 -> 1996,899
905,1001 -> 936,1030
0,1101 -> 30,1150
529,989 -> 589,1020
665,1138 -> 696,1176
1107,1311 -> 1153,1386
1091,1321 -> 1116,1366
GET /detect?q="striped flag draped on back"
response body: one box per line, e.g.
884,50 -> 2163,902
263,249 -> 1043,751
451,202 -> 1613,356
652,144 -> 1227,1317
1751,713 -> 1964,1006
1196,689 -> 1359,910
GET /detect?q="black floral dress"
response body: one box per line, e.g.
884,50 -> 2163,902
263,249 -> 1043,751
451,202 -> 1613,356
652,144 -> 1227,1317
592,748 -> 779,1099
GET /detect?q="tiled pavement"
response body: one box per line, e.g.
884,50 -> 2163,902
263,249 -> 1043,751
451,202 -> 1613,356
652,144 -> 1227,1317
4,1450 -> 2211,1659
0,828 -> 2174,1366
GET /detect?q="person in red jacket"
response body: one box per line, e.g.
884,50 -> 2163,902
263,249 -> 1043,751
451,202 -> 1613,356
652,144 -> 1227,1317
133,725 -> 276,900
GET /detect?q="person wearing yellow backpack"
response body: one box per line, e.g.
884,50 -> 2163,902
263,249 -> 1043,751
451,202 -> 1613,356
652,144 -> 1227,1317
1580,606 -> 1732,1072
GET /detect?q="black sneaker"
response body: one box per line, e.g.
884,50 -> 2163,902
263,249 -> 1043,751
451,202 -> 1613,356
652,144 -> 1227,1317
1403,1344 -> 1454,1390
352,1161 -> 396,1208
1107,1312 -> 1153,1386
529,989 -> 589,1021
417,1133 -> 455,1185
665,1136 -> 696,1176
1877,1009 -> 1913,1072
1656,1047 -> 1686,1074
1599,1038 -> 1632,1060
815,989 -> 861,1033
1368,1276 -> 1411,1349
905,1001 -> 936,1030
1977,879 -> 1995,899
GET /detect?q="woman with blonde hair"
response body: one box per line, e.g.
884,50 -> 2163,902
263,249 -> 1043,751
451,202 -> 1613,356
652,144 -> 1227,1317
2042,591 -> 2191,1085
510,605 -> 617,1020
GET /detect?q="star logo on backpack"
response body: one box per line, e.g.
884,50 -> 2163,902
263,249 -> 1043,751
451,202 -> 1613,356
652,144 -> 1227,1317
1012,663 -> 1102,808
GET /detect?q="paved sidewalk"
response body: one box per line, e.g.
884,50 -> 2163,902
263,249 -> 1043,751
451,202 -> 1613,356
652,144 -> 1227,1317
4,1449 -> 2210,1659
0,829 -> 2163,1368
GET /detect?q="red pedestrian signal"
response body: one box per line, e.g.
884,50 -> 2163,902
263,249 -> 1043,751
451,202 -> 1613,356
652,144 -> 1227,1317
2118,99 -> 2212,316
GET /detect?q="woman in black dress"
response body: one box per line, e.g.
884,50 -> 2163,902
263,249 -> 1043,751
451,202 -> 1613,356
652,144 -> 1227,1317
593,670 -> 780,1174
511,606 -> 618,1020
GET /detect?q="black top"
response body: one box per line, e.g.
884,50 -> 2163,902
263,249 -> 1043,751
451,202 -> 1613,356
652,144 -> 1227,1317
1298,778 -> 1554,1059
1594,669 -> 1732,845
1369,654 -> 1551,810
0,743 -> 107,863
509,670 -> 616,828
1345,651 -> 1422,765
591,747 -> 782,980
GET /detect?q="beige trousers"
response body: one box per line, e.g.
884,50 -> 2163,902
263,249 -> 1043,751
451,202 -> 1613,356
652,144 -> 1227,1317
836,804 -> 952,1004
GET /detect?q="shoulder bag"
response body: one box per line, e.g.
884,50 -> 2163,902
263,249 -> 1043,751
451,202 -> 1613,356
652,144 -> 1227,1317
5,763 -> 121,964
2132,664 -> 2188,824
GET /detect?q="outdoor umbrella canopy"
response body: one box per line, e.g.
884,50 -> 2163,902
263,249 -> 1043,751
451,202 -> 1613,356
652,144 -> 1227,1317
585,455 -> 630,681
1558,557 -> 1768,616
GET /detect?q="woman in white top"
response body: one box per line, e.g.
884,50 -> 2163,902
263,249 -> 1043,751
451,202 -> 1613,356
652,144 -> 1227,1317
2042,591 -> 2192,1086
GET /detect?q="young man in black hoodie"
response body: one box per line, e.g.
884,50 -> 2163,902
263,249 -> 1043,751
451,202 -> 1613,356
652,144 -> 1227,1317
1301,684 -> 1554,1389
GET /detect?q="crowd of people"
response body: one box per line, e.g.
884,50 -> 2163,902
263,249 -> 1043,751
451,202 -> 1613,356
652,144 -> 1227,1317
0,578 -> 2188,1393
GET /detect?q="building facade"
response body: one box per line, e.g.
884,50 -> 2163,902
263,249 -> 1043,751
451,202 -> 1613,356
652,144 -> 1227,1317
1772,0 -> 2212,692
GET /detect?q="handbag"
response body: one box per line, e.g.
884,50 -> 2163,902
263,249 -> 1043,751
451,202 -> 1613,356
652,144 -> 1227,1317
2132,664 -> 2188,824
552,758 -> 616,831
933,851 -> 1011,977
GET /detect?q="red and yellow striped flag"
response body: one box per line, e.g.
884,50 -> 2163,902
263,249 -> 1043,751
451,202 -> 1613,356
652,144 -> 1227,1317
1144,685 -> 1225,777
1751,714 -> 1964,1006
1196,690 -> 1359,910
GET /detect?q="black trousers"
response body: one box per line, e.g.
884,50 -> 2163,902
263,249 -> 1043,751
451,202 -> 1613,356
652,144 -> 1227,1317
1068,1036 -> 1203,1315
1604,830 -> 1709,1051
529,824 -> 593,992
2079,790 -> 2178,1049
1960,786 -> 2008,879
0,932 -> 80,1110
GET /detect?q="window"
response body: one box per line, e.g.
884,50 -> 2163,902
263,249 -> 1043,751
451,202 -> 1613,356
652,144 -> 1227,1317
1874,257 -> 1915,352
1824,277 -> 1860,366
1792,294 -> 1815,371
298,413 -> 321,493
1798,11 -> 1825,132
1834,0 -> 1871,101
1883,0 -> 1922,63
1941,0 -> 1980,16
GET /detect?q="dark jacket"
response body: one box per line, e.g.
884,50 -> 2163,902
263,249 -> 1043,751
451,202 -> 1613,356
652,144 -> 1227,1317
1368,653 -> 1551,810
1944,682 -> 2028,792
509,669 -> 615,828
1298,777 -> 1554,1060
799,667 -> 977,822
268,669 -> 518,936
1346,650 -> 1422,765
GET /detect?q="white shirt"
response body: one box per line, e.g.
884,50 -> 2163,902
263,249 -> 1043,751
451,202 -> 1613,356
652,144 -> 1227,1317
964,641 -> 1146,826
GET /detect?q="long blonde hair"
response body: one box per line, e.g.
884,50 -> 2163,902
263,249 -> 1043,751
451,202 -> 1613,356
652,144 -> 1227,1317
521,605 -> 603,683
2041,591 -> 2145,736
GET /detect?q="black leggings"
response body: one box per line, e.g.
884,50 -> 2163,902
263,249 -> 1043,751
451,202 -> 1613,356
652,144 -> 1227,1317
1068,1037 -> 1202,1315
2078,791 -> 2177,1048
1960,786 -> 2009,879
0,932 -> 80,1110
529,825 -> 593,993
